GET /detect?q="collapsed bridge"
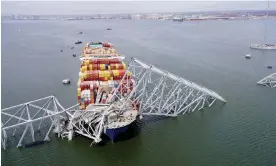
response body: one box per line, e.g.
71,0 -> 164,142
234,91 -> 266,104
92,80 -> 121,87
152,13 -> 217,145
1,58 -> 226,149
257,72 -> 276,88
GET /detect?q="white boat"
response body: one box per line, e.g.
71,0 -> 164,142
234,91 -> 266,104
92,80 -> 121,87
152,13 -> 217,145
245,54 -> 251,59
250,44 -> 276,50
62,79 -> 70,84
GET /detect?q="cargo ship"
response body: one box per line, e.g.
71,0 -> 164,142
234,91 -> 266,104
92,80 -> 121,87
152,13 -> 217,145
77,42 -> 138,142
250,44 -> 276,50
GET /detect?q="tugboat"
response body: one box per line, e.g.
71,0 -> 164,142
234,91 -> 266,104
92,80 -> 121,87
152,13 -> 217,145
267,66 -> 273,69
62,79 -> 70,84
75,41 -> 82,44
245,54 -> 251,59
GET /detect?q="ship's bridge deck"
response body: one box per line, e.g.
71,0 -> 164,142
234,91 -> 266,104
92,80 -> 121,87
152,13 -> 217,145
82,42 -> 120,57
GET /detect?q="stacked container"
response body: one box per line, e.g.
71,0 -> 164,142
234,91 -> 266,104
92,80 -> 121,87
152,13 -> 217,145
78,42 -> 134,110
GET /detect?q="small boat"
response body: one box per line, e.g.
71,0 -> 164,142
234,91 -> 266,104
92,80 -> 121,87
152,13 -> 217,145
75,41 -> 82,44
106,28 -> 112,30
267,66 -> 273,69
73,54 -> 76,57
61,50 -> 63,52
71,47 -> 74,49
250,44 -> 276,50
245,54 -> 251,59
62,79 -> 70,84
78,32 -> 83,34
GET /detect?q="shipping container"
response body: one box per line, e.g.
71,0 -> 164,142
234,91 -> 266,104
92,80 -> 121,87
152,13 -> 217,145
109,58 -> 120,64
110,63 -> 126,70
98,59 -> 110,64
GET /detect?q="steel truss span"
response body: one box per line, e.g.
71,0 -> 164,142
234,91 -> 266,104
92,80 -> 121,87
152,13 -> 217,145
1,96 -> 78,150
67,58 -> 227,145
2,58 -> 227,149
109,58 -> 227,117
257,73 -> 276,88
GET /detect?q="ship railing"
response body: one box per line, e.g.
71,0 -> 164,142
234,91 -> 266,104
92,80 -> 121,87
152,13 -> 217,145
80,56 -> 125,61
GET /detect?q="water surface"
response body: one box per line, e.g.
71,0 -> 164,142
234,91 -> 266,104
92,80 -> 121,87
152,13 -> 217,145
2,19 -> 276,166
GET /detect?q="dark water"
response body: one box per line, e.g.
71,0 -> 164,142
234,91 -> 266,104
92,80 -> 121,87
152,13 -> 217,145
2,19 -> 276,165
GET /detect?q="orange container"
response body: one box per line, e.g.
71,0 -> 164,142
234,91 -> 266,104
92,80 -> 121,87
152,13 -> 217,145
84,71 -> 99,81
88,64 -> 98,70
77,96 -> 81,103
110,63 -> 125,70
90,70 -> 99,77
81,59 -> 98,65
98,77 -> 110,81
89,59 -> 98,64
90,90 -> 95,104
113,75 -> 123,80
118,70 -> 126,76
80,81 -> 91,90
98,59 -> 110,64
109,58 -> 120,64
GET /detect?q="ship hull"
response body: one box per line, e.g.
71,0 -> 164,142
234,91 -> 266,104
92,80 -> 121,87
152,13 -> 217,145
104,119 -> 137,142
250,44 -> 276,50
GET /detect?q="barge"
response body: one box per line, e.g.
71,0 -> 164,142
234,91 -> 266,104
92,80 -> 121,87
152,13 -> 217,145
250,44 -> 276,50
